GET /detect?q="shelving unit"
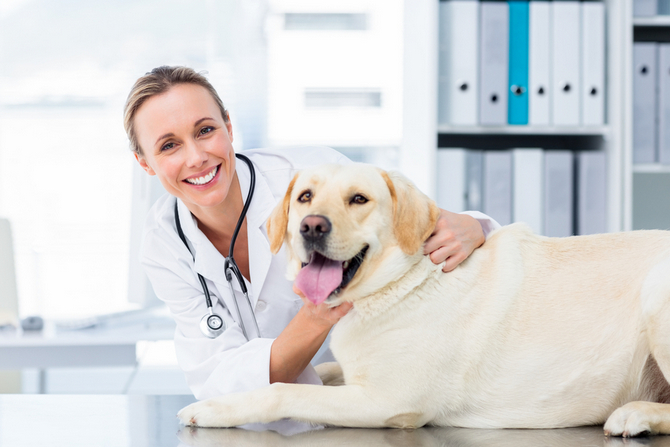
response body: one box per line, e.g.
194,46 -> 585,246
631,4 -> 670,230
401,0 -> 670,234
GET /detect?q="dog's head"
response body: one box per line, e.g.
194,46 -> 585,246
266,163 -> 439,306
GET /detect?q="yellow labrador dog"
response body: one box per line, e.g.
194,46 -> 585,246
178,163 -> 670,437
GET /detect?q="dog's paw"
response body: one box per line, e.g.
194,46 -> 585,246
177,398 -> 237,428
604,402 -> 655,437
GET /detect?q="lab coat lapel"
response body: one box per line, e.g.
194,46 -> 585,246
237,155 -> 275,307
176,199 -> 228,285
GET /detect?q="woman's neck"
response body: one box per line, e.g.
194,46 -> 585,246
186,171 -> 244,243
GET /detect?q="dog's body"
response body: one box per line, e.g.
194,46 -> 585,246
178,164 -> 670,437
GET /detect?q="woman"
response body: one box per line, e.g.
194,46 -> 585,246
124,66 -> 500,400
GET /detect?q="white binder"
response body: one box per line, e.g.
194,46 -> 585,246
483,151 -> 513,226
581,1 -> 605,126
544,151 -> 574,237
658,44 -> 670,165
633,43 -> 658,164
576,151 -> 607,235
465,150 -> 484,212
513,148 -> 544,235
634,0 -> 658,16
551,1 -> 581,126
529,0 -> 551,126
479,1 -> 509,126
436,148 -> 467,212
438,0 -> 479,126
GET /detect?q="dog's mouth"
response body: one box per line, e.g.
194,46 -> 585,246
294,245 -> 369,305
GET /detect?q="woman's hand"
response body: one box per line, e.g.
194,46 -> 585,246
423,208 -> 486,272
293,284 -> 353,329
269,285 -> 353,384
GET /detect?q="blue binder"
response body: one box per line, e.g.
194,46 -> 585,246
508,1 -> 530,125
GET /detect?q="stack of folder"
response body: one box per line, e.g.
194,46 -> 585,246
437,148 -> 607,236
633,42 -> 670,165
438,0 -> 605,127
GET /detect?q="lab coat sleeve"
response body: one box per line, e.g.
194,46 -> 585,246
140,227 -> 320,400
459,211 -> 501,240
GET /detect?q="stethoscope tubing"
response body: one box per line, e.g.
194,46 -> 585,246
174,152 -> 260,339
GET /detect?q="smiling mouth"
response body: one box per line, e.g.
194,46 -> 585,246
184,165 -> 219,185
294,245 -> 369,305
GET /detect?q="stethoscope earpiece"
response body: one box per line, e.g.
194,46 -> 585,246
200,312 -> 225,338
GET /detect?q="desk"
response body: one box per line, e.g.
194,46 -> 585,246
0,321 -> 175,369
2,394 -> 670,447
0,318 -> 176,393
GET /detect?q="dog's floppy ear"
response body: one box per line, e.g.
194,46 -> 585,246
266,173 -> 299,254
381,170 -> 440,254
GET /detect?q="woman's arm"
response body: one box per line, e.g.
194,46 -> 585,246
270,287 -> 352,384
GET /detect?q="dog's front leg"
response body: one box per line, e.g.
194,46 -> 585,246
178,383 -> 421,428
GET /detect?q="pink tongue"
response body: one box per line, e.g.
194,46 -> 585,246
294,253 -> 343,305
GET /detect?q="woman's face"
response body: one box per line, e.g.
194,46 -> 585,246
134,83 -> 236,211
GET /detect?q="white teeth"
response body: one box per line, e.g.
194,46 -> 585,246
343,261 -> 349,270
185,166 -> 218,185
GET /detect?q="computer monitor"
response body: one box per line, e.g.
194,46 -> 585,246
0,218 -> 18,323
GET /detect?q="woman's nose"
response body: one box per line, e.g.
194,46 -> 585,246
184,141 -> 207,167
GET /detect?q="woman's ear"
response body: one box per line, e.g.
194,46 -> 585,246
225,114 -> 234,142
135,153 -> 156,176
381,169 -> 440,254
266,173 -> 299,254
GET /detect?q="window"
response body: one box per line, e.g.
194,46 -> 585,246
0,0 -> 256,319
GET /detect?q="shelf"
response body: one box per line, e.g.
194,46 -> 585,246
633,16 -> 670,27
437,126 -> 609,150
437,125 -> 611,136
633,164 -> 670,173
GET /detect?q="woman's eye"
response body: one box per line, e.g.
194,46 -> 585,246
161,142 -> 175,152
298,191 -> 312,203
199,126 -> 214,135
351,194 -> 368,205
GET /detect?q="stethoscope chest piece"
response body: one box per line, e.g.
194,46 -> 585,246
200,312 -> 225,338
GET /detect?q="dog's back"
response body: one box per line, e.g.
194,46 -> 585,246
330,224 -> 670,428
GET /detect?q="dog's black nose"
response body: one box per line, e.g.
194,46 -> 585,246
300,215 -> 331,242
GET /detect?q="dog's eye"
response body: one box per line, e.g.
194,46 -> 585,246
351,194 -> 368,205
298,190 -> 312,203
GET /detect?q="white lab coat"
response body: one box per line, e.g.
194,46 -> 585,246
139,146 -> 500,400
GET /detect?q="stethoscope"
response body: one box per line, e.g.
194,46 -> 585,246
174,153 -> 260,340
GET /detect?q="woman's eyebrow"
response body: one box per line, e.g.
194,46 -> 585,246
155,132 -> 174,146
194,117 -> 215,126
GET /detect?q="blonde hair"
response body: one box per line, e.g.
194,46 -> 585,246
123,66 -> 229,156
